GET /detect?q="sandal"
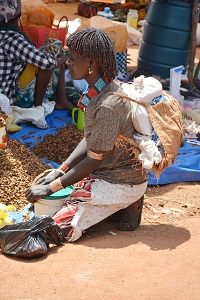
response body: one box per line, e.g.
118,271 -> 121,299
115,196 -> 144,231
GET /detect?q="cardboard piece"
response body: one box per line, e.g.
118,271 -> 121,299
78,16 -> 128,53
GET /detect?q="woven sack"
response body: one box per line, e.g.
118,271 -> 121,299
113,91 -> 183,177
21,0 -> 54,28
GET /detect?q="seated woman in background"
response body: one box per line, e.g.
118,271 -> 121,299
26,28 -> 148,242
0,0 -> 74,110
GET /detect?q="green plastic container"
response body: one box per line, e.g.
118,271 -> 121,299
138,0 -> 192,79
44,185 -> 74,200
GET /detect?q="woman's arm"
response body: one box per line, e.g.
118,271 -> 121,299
60,155 -> 102,188
25,152 -> 102,203
34,137 -> 87,185
5,33 -> 65,70
62,137 -> 88,170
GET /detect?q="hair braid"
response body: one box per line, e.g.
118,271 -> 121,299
66,28 -> 118,80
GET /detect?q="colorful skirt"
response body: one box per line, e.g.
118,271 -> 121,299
15,38 -> 61,108
53,178 -> 147,242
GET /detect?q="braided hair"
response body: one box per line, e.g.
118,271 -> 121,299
66,28 -> 118,81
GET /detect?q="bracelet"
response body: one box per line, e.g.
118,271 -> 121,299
58,163 -> 69,173
87,150 -> 104,160
50,178 -> 65,193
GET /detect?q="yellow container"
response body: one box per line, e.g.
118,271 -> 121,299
0,113 -> 7,149
127,9 -> 138,29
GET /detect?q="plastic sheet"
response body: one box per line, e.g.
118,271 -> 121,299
9,109 -> 72,149
148,142 -> 200,184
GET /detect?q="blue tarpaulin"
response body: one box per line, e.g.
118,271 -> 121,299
148,142 -> 200,184
9,109 -> 200,185
9,109 -> 73,149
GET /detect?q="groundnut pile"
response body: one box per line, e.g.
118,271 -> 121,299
32,125 -> 84,164
1,125 -> 83,211
0,139 -> 48,210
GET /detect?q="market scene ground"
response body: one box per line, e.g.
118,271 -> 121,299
0,1 -> 200,299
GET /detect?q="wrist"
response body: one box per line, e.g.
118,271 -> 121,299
46,184 -> 53,196
58,163 -> 69,173
49,178 -> 65,193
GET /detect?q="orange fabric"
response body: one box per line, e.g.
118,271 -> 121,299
21,0 -> 54,28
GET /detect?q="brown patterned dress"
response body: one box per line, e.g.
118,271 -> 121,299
84,80 -> 148,185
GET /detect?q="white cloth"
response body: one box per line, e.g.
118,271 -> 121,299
69,179 -> 147,242
42,98 -> 55,117
122,76 -> 162,136
122,75 -> 162,104
68,18 -> 82,35
11,99 -> 55,129
139,140 -> 162,169
131,102 -> 153,136
0,93 -> 10,115
126,24 -> 142,46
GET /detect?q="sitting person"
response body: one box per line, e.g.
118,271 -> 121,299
25,28 -> 148,242
0,0 -> 74,110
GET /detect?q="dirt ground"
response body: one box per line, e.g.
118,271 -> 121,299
1,182 -> 200,300
0,2 -> 200,300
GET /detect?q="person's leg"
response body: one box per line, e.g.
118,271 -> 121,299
34,67 -> 74,109
110,196 -> 144,231
34,69 -> 52,107
15,64 -> 39,108
54,64 -> 75,110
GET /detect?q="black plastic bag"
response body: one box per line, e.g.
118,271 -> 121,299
0,216 -> 66,259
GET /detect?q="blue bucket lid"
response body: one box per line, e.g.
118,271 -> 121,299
44,185 -> 74,200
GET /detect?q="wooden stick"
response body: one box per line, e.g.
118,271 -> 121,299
193,59 -> 200,84
188,0 -> 198,84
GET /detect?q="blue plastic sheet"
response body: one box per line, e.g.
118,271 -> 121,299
9,110 -> 200,185
148,142 -> 200,184
9,109 -> 73,149
9,206 -> 34,223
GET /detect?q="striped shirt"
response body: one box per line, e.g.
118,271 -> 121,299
0,30 -> 57,104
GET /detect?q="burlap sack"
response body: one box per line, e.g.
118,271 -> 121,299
113,91 -> 183,178
78,16 -> 128,53
145,92 -> 183,176
21,0 -> 54,28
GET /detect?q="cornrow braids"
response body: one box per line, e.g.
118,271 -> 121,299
66,28 -> 118,81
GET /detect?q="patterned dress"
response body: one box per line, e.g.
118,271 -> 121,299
53,79 -> 148,242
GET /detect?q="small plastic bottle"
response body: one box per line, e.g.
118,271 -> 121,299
127,9 -> 138,29
97,7 -> 114,19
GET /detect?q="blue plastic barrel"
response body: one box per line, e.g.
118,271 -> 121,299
137,0 -> 192,79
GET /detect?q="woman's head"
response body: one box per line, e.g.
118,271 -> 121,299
66,28 -> 118,81
0,0 -> 21,24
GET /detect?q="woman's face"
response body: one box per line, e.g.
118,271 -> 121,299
66,49 -> 90,81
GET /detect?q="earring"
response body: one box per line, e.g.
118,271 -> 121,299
88,67 -> 93,75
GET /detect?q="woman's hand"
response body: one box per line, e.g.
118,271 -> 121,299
34,169 -> 64,185
25,184 -> 52,203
